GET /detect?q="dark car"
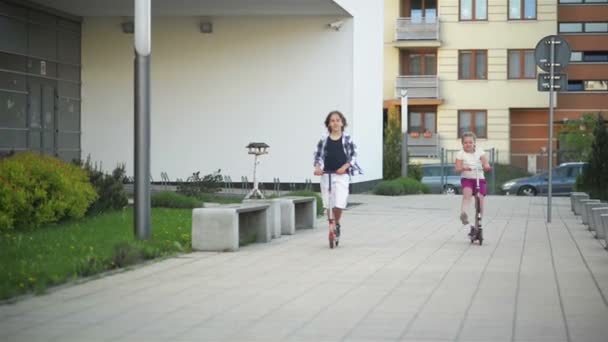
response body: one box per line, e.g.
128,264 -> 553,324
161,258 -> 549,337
421,164 -> 461,194
501,162 -> 587,196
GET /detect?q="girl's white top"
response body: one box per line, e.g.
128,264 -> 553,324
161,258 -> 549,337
456,148 -> 486,179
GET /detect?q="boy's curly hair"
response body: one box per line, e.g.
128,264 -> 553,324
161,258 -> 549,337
325,110 -> 347,133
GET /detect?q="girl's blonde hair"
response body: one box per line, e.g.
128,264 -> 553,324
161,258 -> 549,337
461,131 -> 477,144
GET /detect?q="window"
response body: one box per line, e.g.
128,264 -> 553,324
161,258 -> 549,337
585,80 -> 608,91
559,23 -> 583,33
458,110 -> 487,138
410,0 -> 437,22
459,50 -> 487,80
585,23 -> 608,33
509,0 -> 536,20
508,50 -> 536,79
571,51 -> 608,62
460,0 -> 487,21
567,80 -> 608,91
409,111 -> 437,133
409,54 -> 437,75
559,0 -> 608,3
559,22 -> 608,33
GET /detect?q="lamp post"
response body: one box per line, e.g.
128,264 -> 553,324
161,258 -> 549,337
245,143 -> 269,199
134,0 -> 151,240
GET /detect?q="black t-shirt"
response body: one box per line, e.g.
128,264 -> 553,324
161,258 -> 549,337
324,136 -> 348,172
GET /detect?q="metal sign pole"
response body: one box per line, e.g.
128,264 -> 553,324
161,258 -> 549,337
547,38 -> 556,223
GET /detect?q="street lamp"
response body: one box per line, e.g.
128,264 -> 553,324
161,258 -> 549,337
245,142 -> 269,199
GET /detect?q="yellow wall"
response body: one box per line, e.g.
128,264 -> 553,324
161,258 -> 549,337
384,0 -> 400,100
437,0 -> 557,162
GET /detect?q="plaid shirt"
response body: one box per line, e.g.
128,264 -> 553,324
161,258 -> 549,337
313,132 -> 363,176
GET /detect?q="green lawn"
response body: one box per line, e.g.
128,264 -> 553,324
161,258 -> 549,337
0,207 -> 192,301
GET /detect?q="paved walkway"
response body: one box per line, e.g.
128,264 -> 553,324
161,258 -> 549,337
1,195 -> 608,342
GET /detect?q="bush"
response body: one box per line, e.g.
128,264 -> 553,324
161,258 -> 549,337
374,177 -> 429,196
408,163 -> 423,182
177,169 -> 223,197
284,190 -> 324,216
152,191 -> 202,208
0,152 -> 98,231
75,157 -> 129,215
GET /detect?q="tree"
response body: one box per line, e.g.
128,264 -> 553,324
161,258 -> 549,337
383,107 -> 402,180
579,113 -> 608,201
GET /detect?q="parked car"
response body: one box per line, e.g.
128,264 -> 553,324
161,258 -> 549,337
501,162 -> 588,196
421,164 -> 461,194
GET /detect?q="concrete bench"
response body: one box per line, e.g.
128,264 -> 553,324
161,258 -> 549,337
591,206 -> 608,237
571,192 -> 589,214
243,198 -> 282,239
192,203 -> 271,252
280,196 -> 317,234
581,200 -> 601,225
602,214 -> 608,249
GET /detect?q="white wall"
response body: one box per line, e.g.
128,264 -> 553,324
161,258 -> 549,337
82,16 -> 360,183
333,0 -> 385,182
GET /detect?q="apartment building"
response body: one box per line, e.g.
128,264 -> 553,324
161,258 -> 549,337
384,0 -> 607,172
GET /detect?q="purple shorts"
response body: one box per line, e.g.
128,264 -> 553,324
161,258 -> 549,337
461,178 -> 487,196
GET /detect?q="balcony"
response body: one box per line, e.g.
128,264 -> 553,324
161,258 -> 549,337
406,132 -> 440,158
395,75 -> 440,99
395,17 -> 440,47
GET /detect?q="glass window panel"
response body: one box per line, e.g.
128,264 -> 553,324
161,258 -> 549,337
0,129 -> 27,149
584,81 -> 608,91
475,0 -> 487,20
509,0 -> 521,19
459,112 -> 472,134
410,112 -> 422,132
426,0 -> 437,20
0,71 -> 26,92
57,30 -> 81,65
424,113 -> 436,132
410,55 -> 422,75
0,52 -> 26,72
57,132 -> 80,149
58,98 -> 80,131
583,51 -> 608,62
559,23 -> 583,33
568,81 -> 584,91
29,130 -> 41,149
559,0 -> 582,3
29,24 -> 57,60
58,81 -> 80,99
0,16 -> 27,54
475,112 -> 486,138
425,55 -> 436,75
460,0 -> 473,20
58,64 -> 80,82
524,0 -> 536,19
508,51 -> 521,78
475,51 -> 487,79
460,52 -> 472,79
585,23 -> 608,33
571,51 -> 583,62
524,51 -> 536,78
0,92 -> 27,128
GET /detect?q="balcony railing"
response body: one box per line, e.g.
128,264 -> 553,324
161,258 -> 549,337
395,75 -> 440,99
406,132 -> 440,158
395,17 -> 440,41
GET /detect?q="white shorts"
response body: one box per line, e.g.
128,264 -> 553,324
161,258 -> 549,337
320,173 -> 350,210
